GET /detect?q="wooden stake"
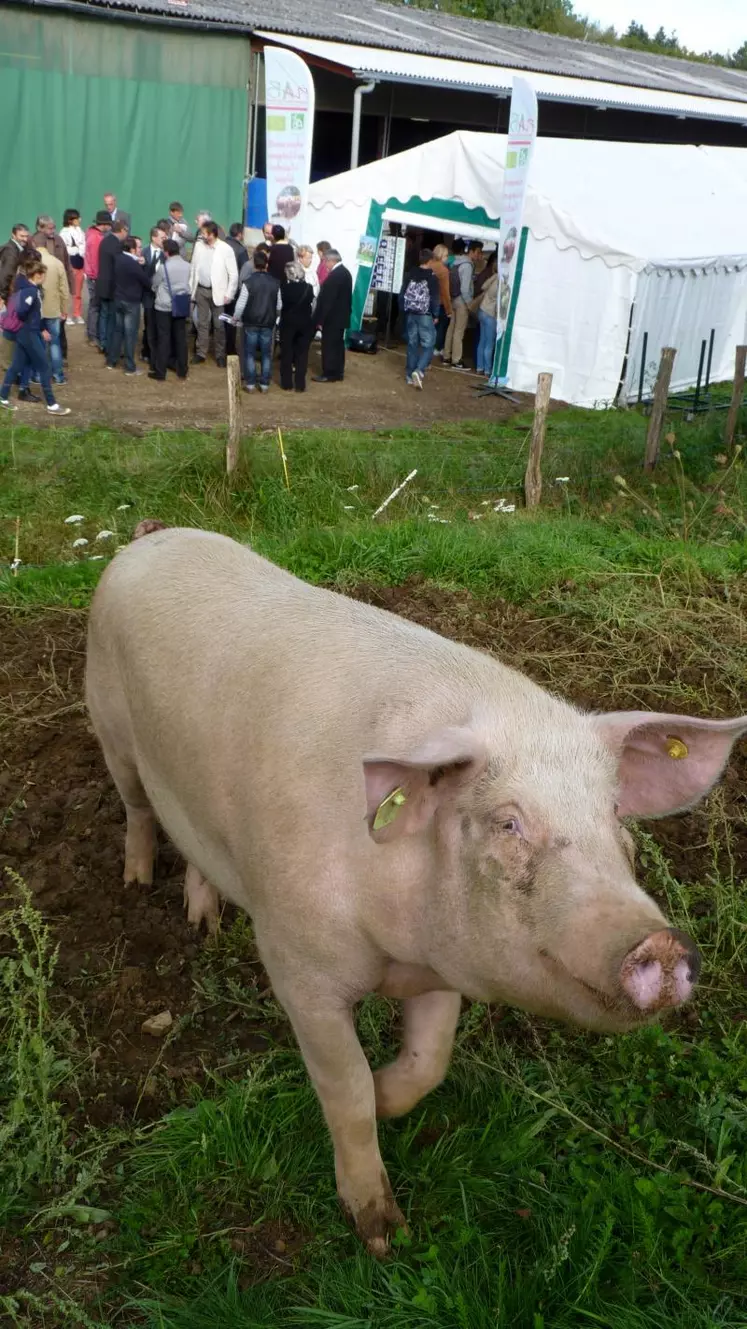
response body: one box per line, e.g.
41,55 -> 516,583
277,427 -> 290,489
524,372 -> 552,509
643,347 -> 676,472
724,345 -> 746,451
226,355 -> 241,475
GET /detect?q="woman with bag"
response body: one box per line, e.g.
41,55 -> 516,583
0,259 -> 71,413
150,238 -> 191,381
59,209 -> 86,325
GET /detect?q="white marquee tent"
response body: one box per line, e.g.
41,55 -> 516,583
306,132 -> 747,405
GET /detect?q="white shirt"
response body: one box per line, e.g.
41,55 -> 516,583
60,225 -> 86,258
196,243 -> 215,287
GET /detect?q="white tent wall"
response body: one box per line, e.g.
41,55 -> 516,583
307,198 -> 373,279
505,237 -> 635,405
624,265 -> 747,402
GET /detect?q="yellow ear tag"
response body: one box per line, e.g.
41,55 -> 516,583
666,737 -> 688,760
373,787 -> 407,831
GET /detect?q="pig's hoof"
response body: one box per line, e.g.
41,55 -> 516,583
339,1192 -> 408,1259
123,864 -> 153,887
183,864 -> 220,935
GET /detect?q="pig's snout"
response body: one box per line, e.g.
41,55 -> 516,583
620,928 -> 700,1012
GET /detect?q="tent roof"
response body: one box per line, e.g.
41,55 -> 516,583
307,131 -> 747,270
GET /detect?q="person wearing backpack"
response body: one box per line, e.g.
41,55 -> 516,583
0,259 -> 71,413
443,239 -> 482,370
400,248 -> 440,390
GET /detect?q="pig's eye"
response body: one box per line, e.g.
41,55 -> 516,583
500,817 -> 522,836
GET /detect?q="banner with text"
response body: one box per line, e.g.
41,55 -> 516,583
264,46 -> 315,242
492,76 -> 538,384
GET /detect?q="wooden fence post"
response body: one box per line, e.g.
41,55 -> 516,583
226,355 -> 241,475
643,347 -> 676,472
524,372 -> 552,509
724,345 -> 747,450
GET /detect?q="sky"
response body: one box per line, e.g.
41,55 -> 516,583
579,0 -> 745,55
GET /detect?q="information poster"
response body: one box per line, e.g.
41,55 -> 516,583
264,47 -> 315,241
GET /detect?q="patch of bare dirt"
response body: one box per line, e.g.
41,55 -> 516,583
0,326 -> 538,432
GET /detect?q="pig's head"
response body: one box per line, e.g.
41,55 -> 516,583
364,704 -> 747,1032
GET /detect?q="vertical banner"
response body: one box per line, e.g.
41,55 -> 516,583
492,76 -> 538,384
264,46 -> 315,242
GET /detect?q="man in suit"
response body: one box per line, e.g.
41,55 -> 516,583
141,226 -> 167,363
96,219 -> 128,355
103,193 -> 131,233
312,250 -> 352,383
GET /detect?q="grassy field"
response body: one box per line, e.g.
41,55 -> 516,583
1,405 -> 746,1327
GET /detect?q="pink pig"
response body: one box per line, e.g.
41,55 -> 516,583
86,528 -> 746,1255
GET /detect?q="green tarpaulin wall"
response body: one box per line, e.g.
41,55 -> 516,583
0,6 -> 249,240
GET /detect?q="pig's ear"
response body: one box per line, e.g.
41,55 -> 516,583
363,727 -> 487,843
594,711 -> 747,818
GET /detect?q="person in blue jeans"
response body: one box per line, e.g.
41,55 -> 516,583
475,270 -> 499,376
400,248 -> 440,390
0,260 -> 70,414
232,249 -> 279,393
107,236 -> 151,375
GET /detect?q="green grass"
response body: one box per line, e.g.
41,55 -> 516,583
1,408 -> 745,612
1,407 -> 746,1325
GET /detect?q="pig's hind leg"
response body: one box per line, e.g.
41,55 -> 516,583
94,730 -> 156,887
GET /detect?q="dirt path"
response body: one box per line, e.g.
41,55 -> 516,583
1,326 -> 535,432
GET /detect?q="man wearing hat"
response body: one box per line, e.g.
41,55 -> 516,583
84,210 -> 112,347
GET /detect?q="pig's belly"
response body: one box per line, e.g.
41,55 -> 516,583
138,765 -> 252,914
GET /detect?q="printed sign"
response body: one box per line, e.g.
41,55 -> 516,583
357,235 -> 378,266
264,47 -> 315,241
371,234 -> 407,292
492,77 -> 537,384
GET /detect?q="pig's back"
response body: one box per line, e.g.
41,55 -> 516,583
86,528 -> 533,908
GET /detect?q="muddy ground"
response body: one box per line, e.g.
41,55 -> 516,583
2,584 -> 745,1149
0,324 -> 534,432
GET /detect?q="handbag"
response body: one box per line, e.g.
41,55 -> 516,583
163,260 -> 190,318
0,290 -> 23,334
70,254 -> 84,270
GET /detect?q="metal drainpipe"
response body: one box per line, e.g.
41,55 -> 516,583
351,81 -> 376,169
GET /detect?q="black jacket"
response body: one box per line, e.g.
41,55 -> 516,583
315,263 -> 352,330
141,245 -> 165,308
239,271 -> 280,328
0,239 -> 31,302
267,242 -> 295,283
113,252 -> 152,304
226,236 -> 247,273
280,280 -> 313,331
97,232 -> 124,300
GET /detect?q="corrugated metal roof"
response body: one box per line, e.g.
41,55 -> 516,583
258,30 -> 747,123
19,0 -> 747,109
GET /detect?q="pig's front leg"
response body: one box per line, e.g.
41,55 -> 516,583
279,985 -> 407,1256
374,990 -> 462,1119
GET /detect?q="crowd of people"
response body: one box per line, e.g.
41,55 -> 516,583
399,238 -> 498,389
0,199 -> 354,412
0,195 -> 497,413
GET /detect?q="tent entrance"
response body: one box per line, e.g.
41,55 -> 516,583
351,193 -> 526,380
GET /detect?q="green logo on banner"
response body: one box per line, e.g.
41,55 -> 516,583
290,112 -> 305,131
267,114 -> 286,132
506,150 -> 517,168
